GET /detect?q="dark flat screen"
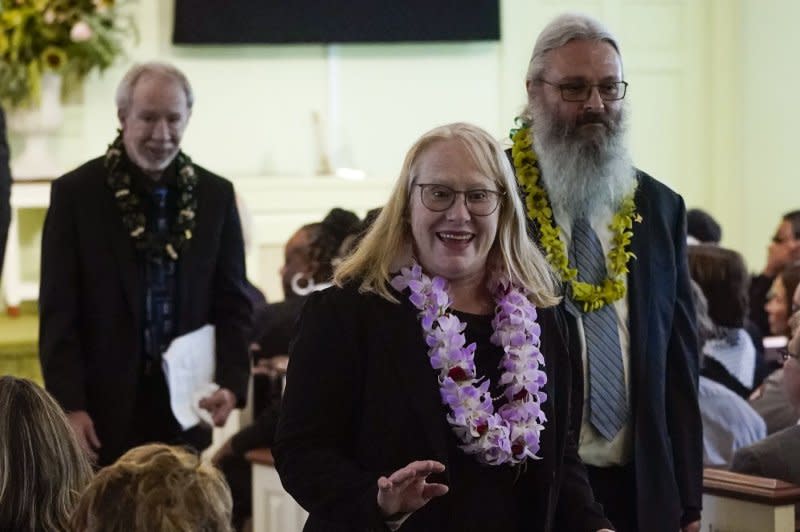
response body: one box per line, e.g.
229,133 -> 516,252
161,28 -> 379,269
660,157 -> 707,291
173,1 -> 500,44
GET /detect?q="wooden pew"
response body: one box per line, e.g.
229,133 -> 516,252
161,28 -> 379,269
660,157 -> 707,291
245,448 -> 308,532
703,468 -> 800,531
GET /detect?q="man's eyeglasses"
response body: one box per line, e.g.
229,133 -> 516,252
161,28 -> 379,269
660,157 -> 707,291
538,79 -> 628,102
415,183 -> 504,216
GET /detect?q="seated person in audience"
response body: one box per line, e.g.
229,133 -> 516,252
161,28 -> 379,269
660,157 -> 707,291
687,208 -> 722,245
274,123 -> 613,531
215,207 -> 362,530
70,443 -> 233,532
688,245 -> 758,397
254,207 -> 361,358
764,261 -> 800,339
750,370 -> 800,435
751,280 -> 800,434
685,219 -> 768,385
0,376 -> 92,532
689,283 -> 766,467
750,211 -> 800,337
731,323 -> 800,485
251,207 -> 361,413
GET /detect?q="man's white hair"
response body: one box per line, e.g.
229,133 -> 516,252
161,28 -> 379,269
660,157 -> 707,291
115,62 -> 194,116
525,12 -> 621,85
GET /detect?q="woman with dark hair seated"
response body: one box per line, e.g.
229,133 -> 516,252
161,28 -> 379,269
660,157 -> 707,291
751,262 -> 800,433
215,207 -> 362,530
256,207 -> 361,357
764,261 -> 800,339
687,282 -> 765,467
688,245 -> 758,397
0,376 -> 92,531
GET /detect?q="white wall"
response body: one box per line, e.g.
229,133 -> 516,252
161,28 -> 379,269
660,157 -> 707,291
7,0 -> 799,291
737,0 -> 800,271
13,0 -> 713,182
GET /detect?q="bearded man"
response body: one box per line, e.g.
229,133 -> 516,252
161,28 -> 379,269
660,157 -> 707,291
510,13 -> 702,532
39,62 -> 251,466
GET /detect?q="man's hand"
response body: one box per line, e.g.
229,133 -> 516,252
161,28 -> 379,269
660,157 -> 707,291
198,388 -> 236,427
682,520 -> 701,532
377,460 -> 449,518
66,410 -> 101,462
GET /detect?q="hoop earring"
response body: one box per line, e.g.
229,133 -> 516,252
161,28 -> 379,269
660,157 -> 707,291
291,272 -> 317,297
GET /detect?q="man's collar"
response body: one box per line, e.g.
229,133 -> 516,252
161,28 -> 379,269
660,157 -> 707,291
127,156 -> 180,192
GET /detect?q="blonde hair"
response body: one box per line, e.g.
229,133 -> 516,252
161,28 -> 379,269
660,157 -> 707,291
334,122 -> 559,307
0,376 -> 92,532
70,444 -> 233,532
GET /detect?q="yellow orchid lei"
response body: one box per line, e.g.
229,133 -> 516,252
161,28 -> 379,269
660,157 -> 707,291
510,123 -> 641,312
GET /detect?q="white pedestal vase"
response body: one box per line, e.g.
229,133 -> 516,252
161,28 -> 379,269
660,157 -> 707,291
7,72 -> 64,179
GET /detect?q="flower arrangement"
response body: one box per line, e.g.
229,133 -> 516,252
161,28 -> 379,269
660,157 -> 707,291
0,0 -> 136,109
510,122 -> 642,312
391,264 -> 547,466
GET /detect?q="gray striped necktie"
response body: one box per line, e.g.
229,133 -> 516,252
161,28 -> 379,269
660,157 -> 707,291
570,217 -> 628,441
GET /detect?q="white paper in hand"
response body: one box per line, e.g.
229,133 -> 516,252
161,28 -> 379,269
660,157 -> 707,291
162,324 -> 216,430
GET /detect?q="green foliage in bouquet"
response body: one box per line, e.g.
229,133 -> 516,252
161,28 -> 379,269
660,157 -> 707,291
0,0 -> 137,109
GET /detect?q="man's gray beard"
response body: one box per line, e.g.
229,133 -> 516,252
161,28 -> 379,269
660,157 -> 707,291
530,102 -> 637,222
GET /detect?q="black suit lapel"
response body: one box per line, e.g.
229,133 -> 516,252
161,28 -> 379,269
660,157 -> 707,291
177,237 -> 194,332
176,174 -> 206,333
380,298 -> 450,465
626,175 -> 652,412
103,188 -> 142,326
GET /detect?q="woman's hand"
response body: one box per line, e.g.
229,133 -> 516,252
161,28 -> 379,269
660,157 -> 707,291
376,460 -> 449,517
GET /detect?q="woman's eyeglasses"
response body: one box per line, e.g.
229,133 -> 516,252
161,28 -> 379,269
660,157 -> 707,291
416,183 -> 504,216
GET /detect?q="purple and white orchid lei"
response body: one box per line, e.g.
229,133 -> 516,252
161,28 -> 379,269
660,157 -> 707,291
390,264 -> 548,466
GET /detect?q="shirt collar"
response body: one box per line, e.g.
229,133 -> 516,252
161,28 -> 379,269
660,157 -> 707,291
127,156 -> 180,194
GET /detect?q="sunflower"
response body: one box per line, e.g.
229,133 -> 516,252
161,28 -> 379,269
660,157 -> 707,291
40,46 -> 67,70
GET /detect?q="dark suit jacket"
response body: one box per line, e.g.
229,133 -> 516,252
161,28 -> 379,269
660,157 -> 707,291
731,424 -> 800,486
0,107 -> 10,278
274,285 -> 611,532
749,273 -> 774,339
39,156 -> 251,463
255,295 -> 308,357
537,172 -> 703,531
750,369 -> 800,434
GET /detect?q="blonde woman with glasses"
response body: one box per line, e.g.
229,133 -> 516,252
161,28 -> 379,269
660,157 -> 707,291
274,123 -> 612,532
